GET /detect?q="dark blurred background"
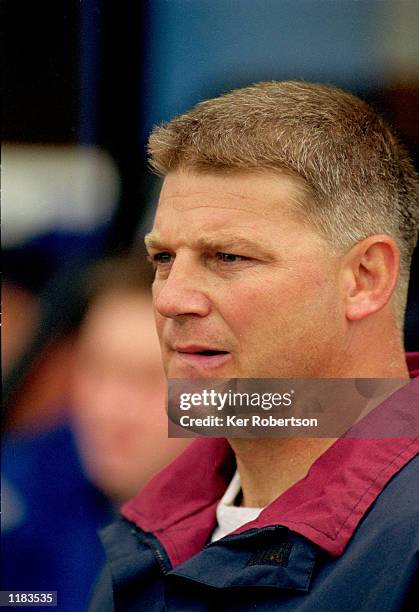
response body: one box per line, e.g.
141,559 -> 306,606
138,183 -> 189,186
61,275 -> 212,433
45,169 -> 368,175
2,0 -> 418,432
3,1 -> 419,422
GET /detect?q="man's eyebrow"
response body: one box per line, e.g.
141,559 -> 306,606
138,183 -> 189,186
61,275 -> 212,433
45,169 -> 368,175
145,231 -> 273,258
195,234 -> 271,256
144,233 -> 162,249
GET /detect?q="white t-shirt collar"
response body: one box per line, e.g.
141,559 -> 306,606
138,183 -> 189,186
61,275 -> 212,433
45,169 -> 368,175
211,471 -> 264,542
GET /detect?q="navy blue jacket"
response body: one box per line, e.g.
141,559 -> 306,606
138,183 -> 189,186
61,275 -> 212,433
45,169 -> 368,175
90,369 -> 419,611
2,424 -> 114,612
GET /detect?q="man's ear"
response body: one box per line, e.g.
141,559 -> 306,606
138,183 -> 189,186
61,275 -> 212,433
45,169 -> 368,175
341,235 -> 400,322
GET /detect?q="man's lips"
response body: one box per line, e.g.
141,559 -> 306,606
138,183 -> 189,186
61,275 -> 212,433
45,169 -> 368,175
173,345 -> 232,369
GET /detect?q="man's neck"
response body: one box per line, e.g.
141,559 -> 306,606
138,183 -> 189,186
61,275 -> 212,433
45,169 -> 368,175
229,438 -> 336,508
341,316 -> 409,378
229,342 -> 410,508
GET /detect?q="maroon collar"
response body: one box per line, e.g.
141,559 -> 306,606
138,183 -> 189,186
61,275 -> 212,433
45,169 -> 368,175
122,354 -> 419,567
407,351 -> 419,377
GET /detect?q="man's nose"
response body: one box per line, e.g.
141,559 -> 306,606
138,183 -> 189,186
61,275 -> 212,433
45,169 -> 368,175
154,258 -> 212,319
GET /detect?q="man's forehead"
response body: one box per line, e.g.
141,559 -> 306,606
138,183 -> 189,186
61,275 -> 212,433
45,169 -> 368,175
157,170 -> 305,216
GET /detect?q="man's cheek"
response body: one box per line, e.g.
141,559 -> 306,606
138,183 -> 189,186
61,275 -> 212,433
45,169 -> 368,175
222,281 -> 274,323
224,294 -> 260,328
153,313 -> 166,344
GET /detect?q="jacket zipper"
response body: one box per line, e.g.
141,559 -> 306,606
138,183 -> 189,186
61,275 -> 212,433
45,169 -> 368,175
132,525 -> 172,575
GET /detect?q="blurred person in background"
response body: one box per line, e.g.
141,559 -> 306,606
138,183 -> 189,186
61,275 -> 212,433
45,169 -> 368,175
2,247 -> 76,431
70,255 -> 190,503
1,253 -> 190,612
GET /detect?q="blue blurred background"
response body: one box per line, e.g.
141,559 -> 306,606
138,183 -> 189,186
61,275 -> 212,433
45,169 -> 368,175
2,1 -> 418,609
3,5 -> 418,401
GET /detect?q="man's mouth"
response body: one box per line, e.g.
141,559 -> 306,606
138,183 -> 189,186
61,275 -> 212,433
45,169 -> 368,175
173,345 -> 232,369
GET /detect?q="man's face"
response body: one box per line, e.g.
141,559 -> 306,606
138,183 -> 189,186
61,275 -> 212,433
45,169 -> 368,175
147,170 -> 347,379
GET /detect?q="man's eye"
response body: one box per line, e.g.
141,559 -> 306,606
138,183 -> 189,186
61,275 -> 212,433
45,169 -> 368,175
216,252 -> 246,263
152,252 -> 173,265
